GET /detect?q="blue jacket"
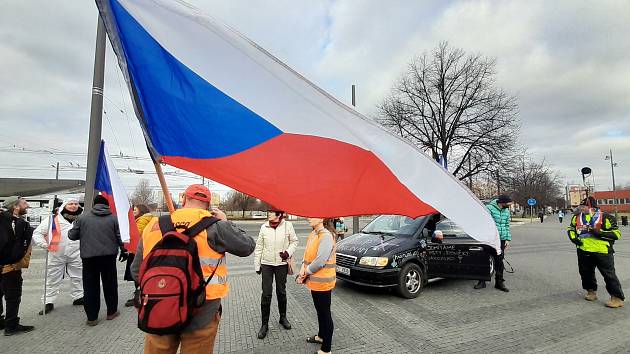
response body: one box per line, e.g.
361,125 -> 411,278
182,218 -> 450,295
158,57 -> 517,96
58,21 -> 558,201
487,200 -> 511,241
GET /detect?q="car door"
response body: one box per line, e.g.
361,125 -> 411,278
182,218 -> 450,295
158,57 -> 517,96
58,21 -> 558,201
426,218 -> 461,278
443,220 -> 492,281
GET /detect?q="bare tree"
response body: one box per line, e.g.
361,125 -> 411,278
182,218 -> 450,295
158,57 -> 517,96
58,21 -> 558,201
224,190 -> 256,218
131,179 -> 156,206
504,153 -> 562,216
379,42 -> 519,181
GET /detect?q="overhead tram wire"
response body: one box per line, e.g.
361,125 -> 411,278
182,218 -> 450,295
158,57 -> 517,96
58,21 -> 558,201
1,146 -> 225,189
110,57 -> 143,171
0,145 -> 152,161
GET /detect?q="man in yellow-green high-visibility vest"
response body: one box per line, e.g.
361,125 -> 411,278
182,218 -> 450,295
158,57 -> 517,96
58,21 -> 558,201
567,196 -> 624,308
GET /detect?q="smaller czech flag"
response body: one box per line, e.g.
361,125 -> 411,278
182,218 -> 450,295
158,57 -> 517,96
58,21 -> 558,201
47,214 -> 62,252
94,140 -> 138,249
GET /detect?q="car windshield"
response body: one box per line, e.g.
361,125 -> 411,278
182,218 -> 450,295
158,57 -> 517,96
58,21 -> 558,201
362,215 -> 427,237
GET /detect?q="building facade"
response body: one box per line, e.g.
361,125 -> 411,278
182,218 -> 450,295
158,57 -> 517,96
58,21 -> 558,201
593,189 -> 630,213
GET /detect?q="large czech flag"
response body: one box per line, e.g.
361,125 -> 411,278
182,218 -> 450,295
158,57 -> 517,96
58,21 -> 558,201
95,140 -> 139,249
96,0 -> 500,253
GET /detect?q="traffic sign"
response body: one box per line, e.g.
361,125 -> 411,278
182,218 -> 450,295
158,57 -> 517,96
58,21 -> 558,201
527,198 -> 537,206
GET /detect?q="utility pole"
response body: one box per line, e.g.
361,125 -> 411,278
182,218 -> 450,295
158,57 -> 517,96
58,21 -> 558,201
351,84 -> 360,235
53,162 -> 60,207
84,18 -> 107,210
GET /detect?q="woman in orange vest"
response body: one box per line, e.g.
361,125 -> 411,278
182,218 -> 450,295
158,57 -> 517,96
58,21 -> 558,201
297,218 -> 336,354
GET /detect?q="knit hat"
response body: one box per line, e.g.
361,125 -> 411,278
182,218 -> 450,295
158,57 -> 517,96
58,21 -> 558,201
497,194 -> 512,204
94,195 -> 109,206
2,196 -> 22,210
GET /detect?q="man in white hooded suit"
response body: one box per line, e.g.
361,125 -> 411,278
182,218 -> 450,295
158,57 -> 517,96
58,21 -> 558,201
33,198 -> 84,314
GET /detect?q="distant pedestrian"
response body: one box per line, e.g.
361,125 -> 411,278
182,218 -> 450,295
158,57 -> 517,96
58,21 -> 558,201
567,197 -> 624,308
298,218 -> 336,354
539,211 -> 544,223
123,204 -> 154,307
68,195 -> 128,326
333,218 -> 346,241
254,208 -> 298,339
558,210 -> 565,224
475,195 -> 512,292
33,198 -> 84,315
131,184 -> 255,354
0,196 -> 35,336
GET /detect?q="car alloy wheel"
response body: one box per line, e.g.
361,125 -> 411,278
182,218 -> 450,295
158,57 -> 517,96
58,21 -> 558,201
406,270 -> 421,294
397,263 -> 424,299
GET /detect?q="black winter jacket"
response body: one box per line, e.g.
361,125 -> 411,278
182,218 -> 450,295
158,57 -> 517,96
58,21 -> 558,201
0,211 -> 33,265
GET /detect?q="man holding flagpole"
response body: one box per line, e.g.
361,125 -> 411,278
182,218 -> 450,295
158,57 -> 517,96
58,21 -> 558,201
33,198 -> 84,315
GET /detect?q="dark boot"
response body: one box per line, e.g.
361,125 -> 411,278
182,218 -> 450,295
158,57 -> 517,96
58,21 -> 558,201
279,315 -> 292,330
495,281 -> 509,292
72,298 -> 84,306
4,324 -> 35,336
258,300 -> 270,339
257,324 -> 269,339
38,303 -> 54,315
474,280 -> 486,289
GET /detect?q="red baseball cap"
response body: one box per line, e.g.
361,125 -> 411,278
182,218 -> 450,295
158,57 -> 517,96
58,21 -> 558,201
184,184 -> 212,203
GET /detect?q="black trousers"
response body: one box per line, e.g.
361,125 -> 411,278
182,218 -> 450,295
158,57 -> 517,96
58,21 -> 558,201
0,270 -> 23,329
260,264 -> 288,324
577,249 -> 625,300
494,240 -> 507,283
82,255 -> 119,321
311,290 -> 334,352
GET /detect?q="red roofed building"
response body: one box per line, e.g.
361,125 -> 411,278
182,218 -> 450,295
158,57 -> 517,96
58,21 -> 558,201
592,189 -> 630,213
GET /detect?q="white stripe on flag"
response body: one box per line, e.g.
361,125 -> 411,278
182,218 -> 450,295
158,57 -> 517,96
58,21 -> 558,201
103,143 -> 132,243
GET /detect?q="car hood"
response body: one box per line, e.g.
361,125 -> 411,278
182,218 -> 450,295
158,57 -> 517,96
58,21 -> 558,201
337,233 -> 407,257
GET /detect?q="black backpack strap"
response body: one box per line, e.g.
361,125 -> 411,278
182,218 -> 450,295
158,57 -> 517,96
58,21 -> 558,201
158,215 -> 176,234
185,217 -> 222,286
203,259 -> 220,287
184,217 -> 220,237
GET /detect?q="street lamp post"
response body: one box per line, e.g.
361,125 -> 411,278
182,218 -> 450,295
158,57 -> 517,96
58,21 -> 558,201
605,149 -> 619,220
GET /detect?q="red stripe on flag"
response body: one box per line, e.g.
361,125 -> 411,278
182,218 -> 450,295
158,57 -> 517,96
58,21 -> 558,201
165,133 -> 436,218
125,209 -> 141,253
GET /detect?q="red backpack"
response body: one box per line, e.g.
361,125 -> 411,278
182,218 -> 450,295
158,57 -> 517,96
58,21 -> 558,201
137,215 -> 219,335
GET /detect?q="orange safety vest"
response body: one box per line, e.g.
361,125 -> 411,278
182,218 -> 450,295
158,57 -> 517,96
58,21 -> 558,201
303,228 -> 336,292
142,208 -> 228,300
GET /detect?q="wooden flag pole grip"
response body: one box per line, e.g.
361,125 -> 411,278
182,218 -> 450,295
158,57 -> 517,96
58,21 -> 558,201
154,160 -> 175,214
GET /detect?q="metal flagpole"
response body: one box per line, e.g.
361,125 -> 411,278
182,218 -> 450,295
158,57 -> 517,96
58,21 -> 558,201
43,247 -> 49,316
84,17 -> 107,210
43,162 -> 60,316
351,85 -> 360,234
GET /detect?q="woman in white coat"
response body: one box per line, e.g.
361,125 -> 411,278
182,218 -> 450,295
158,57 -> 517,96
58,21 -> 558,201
33,198 -> 84,314
254,209 -> 298,339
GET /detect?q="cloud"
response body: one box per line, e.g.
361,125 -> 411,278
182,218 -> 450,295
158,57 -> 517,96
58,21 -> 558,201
1,0 -> 628,197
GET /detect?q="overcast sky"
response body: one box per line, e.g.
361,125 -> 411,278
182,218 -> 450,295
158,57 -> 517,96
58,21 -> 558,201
1,0 -> 629,200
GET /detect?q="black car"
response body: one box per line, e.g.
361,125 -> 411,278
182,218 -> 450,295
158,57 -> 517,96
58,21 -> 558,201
335,214 -> 495,298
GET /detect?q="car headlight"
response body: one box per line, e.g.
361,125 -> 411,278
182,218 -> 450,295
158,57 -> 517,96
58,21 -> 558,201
359,257 -> 389,267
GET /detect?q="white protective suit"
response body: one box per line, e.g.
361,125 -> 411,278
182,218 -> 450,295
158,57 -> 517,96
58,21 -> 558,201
33,199 -> 83,304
